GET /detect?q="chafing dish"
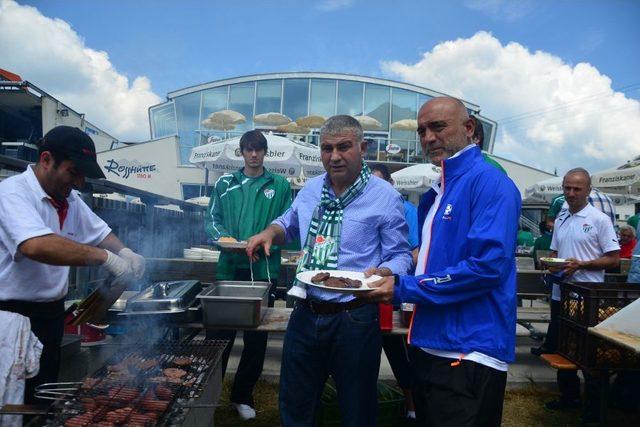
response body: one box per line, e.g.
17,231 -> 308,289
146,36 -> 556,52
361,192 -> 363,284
197,281 -> 270,328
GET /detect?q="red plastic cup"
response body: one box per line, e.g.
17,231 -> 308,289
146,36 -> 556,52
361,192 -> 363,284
378,303 -> 393,331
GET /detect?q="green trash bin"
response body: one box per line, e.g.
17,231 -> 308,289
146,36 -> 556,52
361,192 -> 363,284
316,380 -> 406,427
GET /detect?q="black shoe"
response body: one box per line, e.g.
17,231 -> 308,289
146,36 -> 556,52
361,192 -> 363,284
545,398 -> 581,411
531,346 -> 553,356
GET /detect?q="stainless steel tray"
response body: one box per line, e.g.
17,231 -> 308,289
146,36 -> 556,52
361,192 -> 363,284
125,280 -> 202,313
109,291 -> 140,312
197,281 -> 270,328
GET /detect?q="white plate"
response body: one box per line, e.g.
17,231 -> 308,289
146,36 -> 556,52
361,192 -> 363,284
633,254 -> 640,259
213,241 -> 247,251
296,270 -> 382,293
539,257 -> 570,267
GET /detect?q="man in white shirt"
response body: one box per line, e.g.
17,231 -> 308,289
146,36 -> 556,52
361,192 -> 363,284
542,168 -> 619,420
0,126 -> 145,403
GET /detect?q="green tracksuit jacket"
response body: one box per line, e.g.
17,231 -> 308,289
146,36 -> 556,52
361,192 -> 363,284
205,168 -> 292,280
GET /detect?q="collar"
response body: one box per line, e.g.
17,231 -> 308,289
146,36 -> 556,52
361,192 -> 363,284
24,165 -> 76,204
24,165 -> 49,201
570,204 -> 591,218
436,144 -> 481,183
232,167 -> 272,183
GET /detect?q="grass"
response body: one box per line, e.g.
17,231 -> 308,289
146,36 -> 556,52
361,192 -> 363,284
214,378 -> 638,426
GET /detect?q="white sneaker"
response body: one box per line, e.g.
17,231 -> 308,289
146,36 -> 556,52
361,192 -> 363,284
232,403 -> 256,420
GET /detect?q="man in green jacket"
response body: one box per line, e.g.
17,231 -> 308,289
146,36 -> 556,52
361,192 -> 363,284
205,130 -> 292,420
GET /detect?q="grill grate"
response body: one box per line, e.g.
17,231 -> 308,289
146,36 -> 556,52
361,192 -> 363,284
53,339 -> 226,426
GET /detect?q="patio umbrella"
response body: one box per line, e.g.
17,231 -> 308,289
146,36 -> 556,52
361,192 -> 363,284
391,119 -> 418,131
296,115 -> 326,128
524,176 -> 638,206
354,115 -> 382,131
201,109 -> 246,130
254,112 -> 292,126
391,163 -> 441,191
591,157 -> 640,195
189,133 -> 324,178
185,196 -> 211,207
276,122 -> 310,134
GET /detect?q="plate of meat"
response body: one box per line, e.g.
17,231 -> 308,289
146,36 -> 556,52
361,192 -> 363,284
213,238 -> 248,252
296,270 -> 383,293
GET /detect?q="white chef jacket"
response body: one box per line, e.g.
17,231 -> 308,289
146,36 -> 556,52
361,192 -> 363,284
0,166 -> 111,302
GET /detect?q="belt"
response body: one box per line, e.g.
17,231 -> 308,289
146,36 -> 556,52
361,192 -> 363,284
301,298 -> 368,315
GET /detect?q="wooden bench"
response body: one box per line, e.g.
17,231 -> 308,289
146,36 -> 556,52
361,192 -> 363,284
540,353 -> 577,370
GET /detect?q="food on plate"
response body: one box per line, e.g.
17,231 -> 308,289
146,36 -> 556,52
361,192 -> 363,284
324,277 -> 362,289
163,367 -> 187,379
218,237 -> 238,243
310,271 -> 363,288
311,272 -> 331,283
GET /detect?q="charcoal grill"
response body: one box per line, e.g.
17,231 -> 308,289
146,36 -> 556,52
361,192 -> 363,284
41,339 -> 227,426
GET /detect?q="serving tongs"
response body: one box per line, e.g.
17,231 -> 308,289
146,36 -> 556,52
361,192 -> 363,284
70,275 -> 129,326
33,382 -> 81,400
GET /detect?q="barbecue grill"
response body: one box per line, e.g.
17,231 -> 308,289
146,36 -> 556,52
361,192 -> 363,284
37,339 -> 227,427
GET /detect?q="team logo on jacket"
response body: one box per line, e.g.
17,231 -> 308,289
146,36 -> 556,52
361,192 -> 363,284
582,223 -> 593,233
264,189 -> 275,199
442,204 -> 453,220
315,235 -> 333,248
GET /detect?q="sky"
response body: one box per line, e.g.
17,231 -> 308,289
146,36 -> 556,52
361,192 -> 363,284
1,0 -> 639,175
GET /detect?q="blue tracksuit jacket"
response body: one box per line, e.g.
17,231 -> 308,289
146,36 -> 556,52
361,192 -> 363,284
394,146 -> 521,362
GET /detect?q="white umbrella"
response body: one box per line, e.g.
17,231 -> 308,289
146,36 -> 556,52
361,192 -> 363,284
391,163 -> 441,191
391,119 -> 418,131
276,122 -> 310,134
186,196 -> 211,206
524,176 -> 638,206
201,109 -> 246,130
524,176 -> 563,202
254,112 -> 292,126
591,157 -> 640,195
354,115 -> 382,131
296,115 -> 326,128
189,133 -> 324,178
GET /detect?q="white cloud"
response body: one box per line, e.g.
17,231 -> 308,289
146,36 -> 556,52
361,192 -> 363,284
0,0 -> 161,141
381,31 -> 640,175
315,0 -> 355,12
464,0 -> 536,22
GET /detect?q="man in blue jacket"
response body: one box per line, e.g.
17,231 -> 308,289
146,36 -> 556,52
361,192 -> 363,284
366,97 -> 521,426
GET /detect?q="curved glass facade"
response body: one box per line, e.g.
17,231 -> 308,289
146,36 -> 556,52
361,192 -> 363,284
149,73 -> 497,165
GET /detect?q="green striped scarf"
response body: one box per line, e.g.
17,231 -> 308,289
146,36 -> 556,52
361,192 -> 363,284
288,162 -> 372,298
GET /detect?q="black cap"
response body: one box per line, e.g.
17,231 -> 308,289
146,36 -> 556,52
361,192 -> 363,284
41,126 -> 106,179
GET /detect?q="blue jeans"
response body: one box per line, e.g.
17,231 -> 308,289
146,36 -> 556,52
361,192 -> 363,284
279,301 -> 382,427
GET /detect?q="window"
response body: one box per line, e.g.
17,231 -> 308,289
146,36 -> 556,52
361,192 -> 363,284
309,79 -> 336,118
283,79 -> 309,122
150,102 -> 177,138
182,184 -> 208,200
174,92 -> 202,164
255,80 -> 282,115
337,80 -> 363,116
364,84 -> 390,129
390,88 -> 418,156
228,82 -> 255,133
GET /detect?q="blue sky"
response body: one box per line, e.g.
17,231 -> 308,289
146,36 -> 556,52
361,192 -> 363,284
3,0 -> 640,173
22,0 -> 640,98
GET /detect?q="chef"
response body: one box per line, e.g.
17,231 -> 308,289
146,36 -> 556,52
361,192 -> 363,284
0,126 -> 145,403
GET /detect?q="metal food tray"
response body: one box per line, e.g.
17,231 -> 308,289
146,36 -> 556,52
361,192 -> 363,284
124,280 -> 202,313
197,281 -> 270,328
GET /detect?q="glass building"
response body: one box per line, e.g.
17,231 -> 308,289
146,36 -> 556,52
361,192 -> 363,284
149,72 -> 497,166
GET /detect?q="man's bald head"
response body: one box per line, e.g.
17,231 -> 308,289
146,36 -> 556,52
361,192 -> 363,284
417,97 -> 474,165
